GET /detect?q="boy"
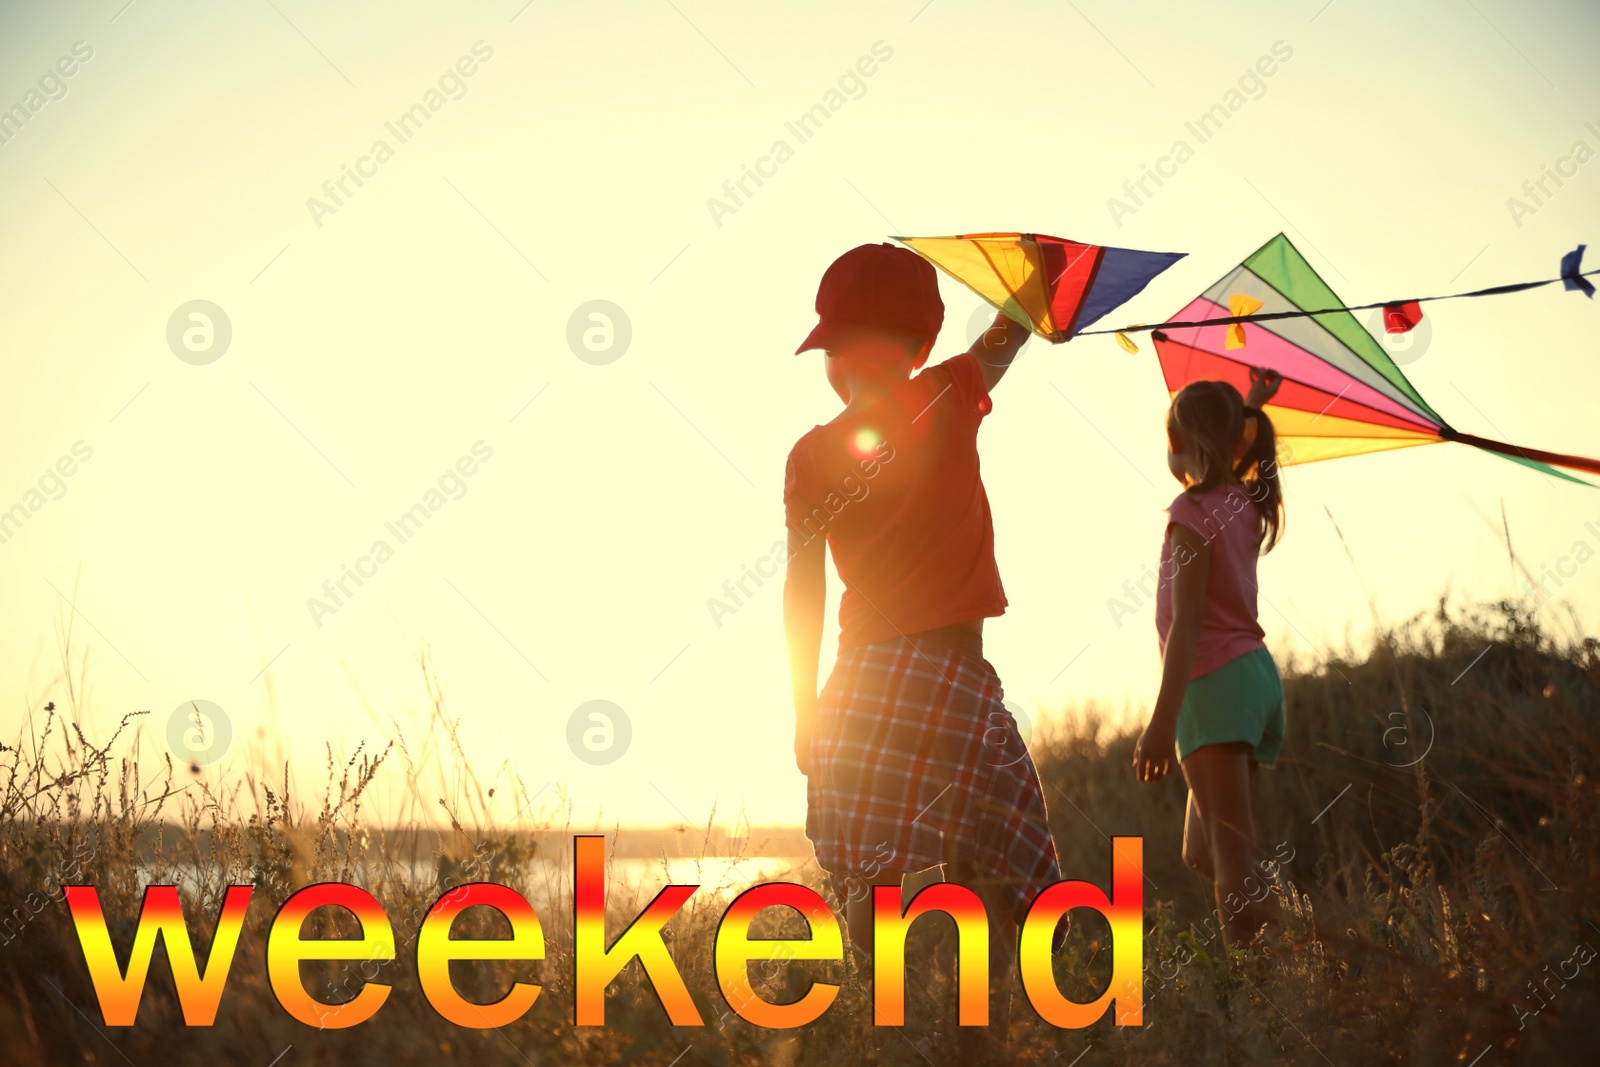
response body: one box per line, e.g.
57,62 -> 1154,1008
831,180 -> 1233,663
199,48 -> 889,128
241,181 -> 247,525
783,241 -> 1059,1030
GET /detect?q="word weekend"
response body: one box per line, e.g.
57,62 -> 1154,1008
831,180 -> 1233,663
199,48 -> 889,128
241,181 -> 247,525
64,836 -> 1144,1030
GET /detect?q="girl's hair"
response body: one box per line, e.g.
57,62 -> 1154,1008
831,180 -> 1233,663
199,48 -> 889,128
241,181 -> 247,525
1166,380 -> 1285,553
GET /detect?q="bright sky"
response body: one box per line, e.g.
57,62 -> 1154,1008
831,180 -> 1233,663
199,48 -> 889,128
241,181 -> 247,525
2,0 -> 1598,831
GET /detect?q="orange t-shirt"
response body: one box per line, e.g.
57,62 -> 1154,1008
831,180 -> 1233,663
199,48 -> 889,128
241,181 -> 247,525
783,352 -> 1007,652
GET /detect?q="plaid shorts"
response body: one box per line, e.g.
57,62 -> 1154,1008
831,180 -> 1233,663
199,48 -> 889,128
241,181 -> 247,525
805,635 -> 1062,927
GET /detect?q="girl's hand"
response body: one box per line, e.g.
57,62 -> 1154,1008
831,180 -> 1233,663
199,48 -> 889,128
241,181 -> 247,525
1246,367 -> 1282,408
1133,720 -> 1177,783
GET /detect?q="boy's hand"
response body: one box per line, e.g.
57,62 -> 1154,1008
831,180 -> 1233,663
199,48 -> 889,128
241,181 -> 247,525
794,723 -> 813,776
1132,719 -> 1177,783
793,693 -> 818,776
1246,367 -> 1282,408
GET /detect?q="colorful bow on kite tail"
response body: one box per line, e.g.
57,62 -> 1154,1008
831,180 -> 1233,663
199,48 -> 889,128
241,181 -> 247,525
893,233 -> 1186,343
1150,234 -> 1600,485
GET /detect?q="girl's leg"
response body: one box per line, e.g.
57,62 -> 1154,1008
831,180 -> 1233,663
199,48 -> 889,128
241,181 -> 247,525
1180,742 -> 1263,945
1181,790 -> 1213,880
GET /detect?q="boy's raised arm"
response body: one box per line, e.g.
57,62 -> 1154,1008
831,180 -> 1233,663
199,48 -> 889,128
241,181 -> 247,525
968,309 -> 1031,393
783,527 -> 827,776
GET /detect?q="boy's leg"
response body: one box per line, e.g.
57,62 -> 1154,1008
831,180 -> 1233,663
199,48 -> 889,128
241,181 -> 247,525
851,863 -> 1015,1034
844,871 -> 907,964
1180,742 -> 1262,946
945,861 -> 1016,1036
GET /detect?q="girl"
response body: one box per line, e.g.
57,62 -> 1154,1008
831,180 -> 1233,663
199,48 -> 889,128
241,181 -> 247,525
1132,368 -> 1286,945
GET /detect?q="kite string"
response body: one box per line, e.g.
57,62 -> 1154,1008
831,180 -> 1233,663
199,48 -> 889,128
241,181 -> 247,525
1076,268 -> 1600,338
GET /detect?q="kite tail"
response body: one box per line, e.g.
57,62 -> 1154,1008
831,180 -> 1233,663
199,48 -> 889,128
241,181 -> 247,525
1447,430 -> 1600,477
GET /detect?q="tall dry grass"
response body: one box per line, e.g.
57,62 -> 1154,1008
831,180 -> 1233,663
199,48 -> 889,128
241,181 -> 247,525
1,599 -> 1596,1065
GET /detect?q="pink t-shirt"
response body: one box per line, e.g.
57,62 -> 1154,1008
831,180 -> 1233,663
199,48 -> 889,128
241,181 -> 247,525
1154,482 -> 1267,679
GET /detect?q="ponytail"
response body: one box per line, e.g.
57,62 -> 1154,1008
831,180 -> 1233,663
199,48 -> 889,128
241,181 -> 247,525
1235,407 -> 1284,553
1168,380 -> 1287,555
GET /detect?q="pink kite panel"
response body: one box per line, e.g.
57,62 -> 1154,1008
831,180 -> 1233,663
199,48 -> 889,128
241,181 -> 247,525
1162,297 -> 1439,430
1155,340 -> 1439,433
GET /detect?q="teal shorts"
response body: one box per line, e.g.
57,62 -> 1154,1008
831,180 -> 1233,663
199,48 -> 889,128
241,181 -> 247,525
1176,647 -> 1285,767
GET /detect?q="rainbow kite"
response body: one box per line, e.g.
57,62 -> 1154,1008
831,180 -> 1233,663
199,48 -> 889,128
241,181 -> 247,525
893,233 -> 1185,343
1149,234 -> 1600,483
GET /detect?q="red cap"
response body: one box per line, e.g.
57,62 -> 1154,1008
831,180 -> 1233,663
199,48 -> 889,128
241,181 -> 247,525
795,242 -> 944,354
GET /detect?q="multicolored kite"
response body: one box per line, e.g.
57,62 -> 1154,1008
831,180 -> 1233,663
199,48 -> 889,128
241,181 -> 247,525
1150,234 -> 1600,483
893,233 -> 1185,343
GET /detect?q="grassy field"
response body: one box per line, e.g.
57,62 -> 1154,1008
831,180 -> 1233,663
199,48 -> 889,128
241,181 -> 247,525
2,599 -> 1597,1065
